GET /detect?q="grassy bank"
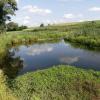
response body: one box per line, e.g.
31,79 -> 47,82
6,65 -> 99,100
64,21 -> 100,47
0,70 -> 17,100
24,20 -> 100,47
0,65 -> 100,100
65,32 -> 100,47
0,31 -> 67,58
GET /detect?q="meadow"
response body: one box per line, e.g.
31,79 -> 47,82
0,20 -> 100,100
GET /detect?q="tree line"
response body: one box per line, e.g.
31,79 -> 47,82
7,22 -> 28,31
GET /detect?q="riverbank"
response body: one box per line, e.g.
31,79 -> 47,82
0,31 -> 67,58
64,21 -> 100,47
1,20 -> 100,56
64,33 -> 100,47
0,65 -> 99,100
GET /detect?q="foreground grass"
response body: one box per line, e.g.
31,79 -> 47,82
6,65 -> 100,100
0,70 -> 17,100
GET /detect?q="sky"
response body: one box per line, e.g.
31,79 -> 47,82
12,0 -> 100,26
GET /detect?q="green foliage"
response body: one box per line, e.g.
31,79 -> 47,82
9,65 -> 100,100
59,21 -> 100,47
40,23 -> 44,27
18,25 -> 28,31
6,22 -> 28,31
0,24 -> 6,33
7,22 -> 18,31
0,65 -> 100,100
0,70 -> 17,100
0,30 -> 67,63
0,49 -> 23,79
0,0 -> 17,33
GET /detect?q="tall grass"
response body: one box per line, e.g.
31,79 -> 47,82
9,65 -> 100,100
0,70 -> 17,100
64,21 -> 100,47
0,30 -> 67,59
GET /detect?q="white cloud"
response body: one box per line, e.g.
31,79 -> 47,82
63,13 -> 83,19
24,16 -> 30,20
59,0 -> 82,2
22,16 -> 31,25
22,5 -> 52,15
23,20 -> 29,24
27,45 -> 53,56
89,7 -> 100,12
64,14 -> 75,19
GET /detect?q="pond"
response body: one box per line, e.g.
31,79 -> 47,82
8,39 -> 100,76
0,40 -> 100,78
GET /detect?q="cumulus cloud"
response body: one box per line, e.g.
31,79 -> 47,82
27,45 -> 53,56
63,13 -> 83,19
22,16 -> 31,25
89,7 -> 100,12
59,0 -> 83,2
22,5 -> 52,15
64,14 -> 75,19
23,20 -> 29,24
24,16 -> 30,20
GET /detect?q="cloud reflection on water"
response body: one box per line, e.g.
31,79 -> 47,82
60,56 -> 79,64
27,44 -> 53,56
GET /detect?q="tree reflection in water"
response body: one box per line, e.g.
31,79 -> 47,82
0,49 -> 23,79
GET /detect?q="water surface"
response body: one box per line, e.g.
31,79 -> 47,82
9,40 -> 100,75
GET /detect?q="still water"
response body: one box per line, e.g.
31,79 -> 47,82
9,40 -> 100,75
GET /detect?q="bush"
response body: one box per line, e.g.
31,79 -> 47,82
7,22 -> 19,31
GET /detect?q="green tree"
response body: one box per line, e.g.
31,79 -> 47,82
40,23 -> 44,27
7,22 -> 18,31
0,0 -> 17,33
19,25 -> 28,30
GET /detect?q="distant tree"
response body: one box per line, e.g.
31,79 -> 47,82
48,24 -> 50,26
40,23 -> 44,27
7,22 -> 18,31
0,0 -> 17,33
19,25 -> 28,30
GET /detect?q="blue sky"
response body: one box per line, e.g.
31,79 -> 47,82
12,0 -> 100,26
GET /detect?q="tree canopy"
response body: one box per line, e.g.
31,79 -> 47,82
0,0 -> 17,33
7,22 -> 18,31
7,22 -> 28,31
